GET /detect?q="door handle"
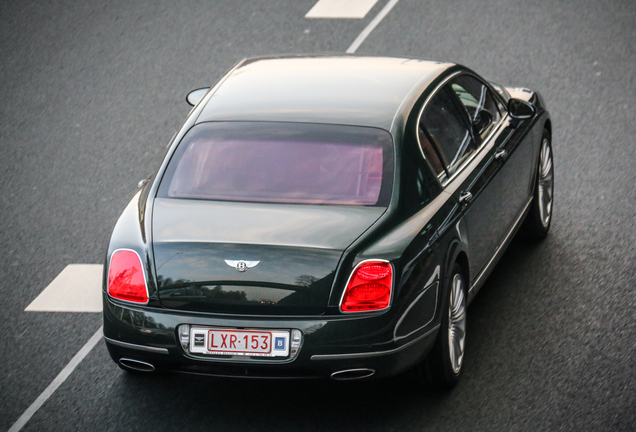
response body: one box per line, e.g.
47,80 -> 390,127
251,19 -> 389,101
459,191 -> 473,206
494,148 -> 508,160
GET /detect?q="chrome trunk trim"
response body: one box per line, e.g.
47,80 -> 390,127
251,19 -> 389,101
104,336 -> 170,354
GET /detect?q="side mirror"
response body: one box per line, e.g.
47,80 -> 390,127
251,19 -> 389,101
508,98 -> 535,119
186,87 -> 210,107
472,110 -> 493,135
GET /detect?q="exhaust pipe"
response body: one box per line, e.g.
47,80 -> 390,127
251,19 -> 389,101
119,358 -> 156,373
331,368 -> 375,381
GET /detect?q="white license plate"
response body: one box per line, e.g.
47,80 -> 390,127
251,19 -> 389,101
189,327 -> 290,357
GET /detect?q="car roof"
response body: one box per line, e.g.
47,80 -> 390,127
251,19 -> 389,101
196,55 -> 454,131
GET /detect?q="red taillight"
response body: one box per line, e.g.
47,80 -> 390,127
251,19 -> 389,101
356,264 -> 391,281
108,249 -> 148,303
341,261 -> 392,312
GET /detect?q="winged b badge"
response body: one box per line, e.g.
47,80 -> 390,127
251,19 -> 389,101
224,260 -> 260,272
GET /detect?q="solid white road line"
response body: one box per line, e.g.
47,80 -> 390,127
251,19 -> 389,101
306,0 -> 379,19
25,264 -> 103,313
346,0 -> 401,53
8,326 -> 104,432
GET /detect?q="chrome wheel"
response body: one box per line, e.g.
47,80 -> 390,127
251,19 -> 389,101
537,138 -> 554,228
447,273 -> 466,374
417,264 -> 466,387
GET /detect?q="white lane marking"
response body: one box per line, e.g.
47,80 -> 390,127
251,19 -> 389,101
346,0 -> 401,53
25,264 -> 103,313
8,326 -> 104,432
306,0 -> 379,19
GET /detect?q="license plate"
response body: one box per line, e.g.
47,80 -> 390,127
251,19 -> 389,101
189,327 -> 290,357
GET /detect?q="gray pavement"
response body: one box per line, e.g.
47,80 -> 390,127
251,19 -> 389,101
1,0 -> 635,430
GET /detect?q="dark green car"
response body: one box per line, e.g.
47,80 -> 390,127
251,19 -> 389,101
103,54 -> 553,387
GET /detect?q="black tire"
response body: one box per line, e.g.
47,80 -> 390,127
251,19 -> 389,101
412,263 -> 467,389
524,129 -> 554,240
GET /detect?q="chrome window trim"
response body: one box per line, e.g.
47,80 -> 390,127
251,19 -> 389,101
441,116 -> 506,188
415,71 -> 507,189
415,71 -> 462,181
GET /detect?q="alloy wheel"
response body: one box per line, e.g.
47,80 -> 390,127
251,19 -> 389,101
448,273 -> 466,374
538,138 -> 554,228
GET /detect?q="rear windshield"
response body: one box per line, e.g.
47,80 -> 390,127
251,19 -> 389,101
157,122 -> 394,206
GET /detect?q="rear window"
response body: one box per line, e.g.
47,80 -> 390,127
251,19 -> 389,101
157,122 -> 394,206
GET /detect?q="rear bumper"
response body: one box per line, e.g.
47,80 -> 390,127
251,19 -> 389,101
103,293 -> 440,380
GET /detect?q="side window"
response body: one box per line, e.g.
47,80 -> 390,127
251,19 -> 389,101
417,123 -> 445,179
450,75 -> 501,142
419,86 -> 476,176
489,81 -> 510,111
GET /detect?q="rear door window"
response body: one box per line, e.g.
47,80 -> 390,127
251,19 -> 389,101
419,86 -> 476,176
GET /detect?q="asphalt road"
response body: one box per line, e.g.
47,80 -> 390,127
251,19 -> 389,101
1,0 -> 635,430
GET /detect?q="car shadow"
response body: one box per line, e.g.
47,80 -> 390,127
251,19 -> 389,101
92,232 -> 553,432
115,369 -> 452,428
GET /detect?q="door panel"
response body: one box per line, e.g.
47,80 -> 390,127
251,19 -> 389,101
446,130 -> 507,281
495,118 -> 535,233
442,76 -> 509,280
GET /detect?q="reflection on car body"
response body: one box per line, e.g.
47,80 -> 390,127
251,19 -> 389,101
103,55 -> 553,387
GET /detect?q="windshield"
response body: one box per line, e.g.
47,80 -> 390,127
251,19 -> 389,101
158,122 -> 394,206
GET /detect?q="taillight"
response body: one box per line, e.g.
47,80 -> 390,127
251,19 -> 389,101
340,260 -> 392,312
108,249 -> 148,303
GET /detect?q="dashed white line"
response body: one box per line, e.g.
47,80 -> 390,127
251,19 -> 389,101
25,264 -> 103,313
306,0 -> 380,19
8,326 -> 104,432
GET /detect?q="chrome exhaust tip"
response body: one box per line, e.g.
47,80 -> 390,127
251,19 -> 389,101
330,368 -> 375,380
119,358 -> 156,373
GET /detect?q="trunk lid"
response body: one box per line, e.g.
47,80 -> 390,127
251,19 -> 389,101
152,198 -> 385,315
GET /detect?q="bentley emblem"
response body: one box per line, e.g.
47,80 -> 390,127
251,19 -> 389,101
224,260 -> 260,272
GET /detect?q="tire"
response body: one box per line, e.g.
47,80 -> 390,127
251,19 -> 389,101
524,129 -> 554,240
412,263 -> 467,389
